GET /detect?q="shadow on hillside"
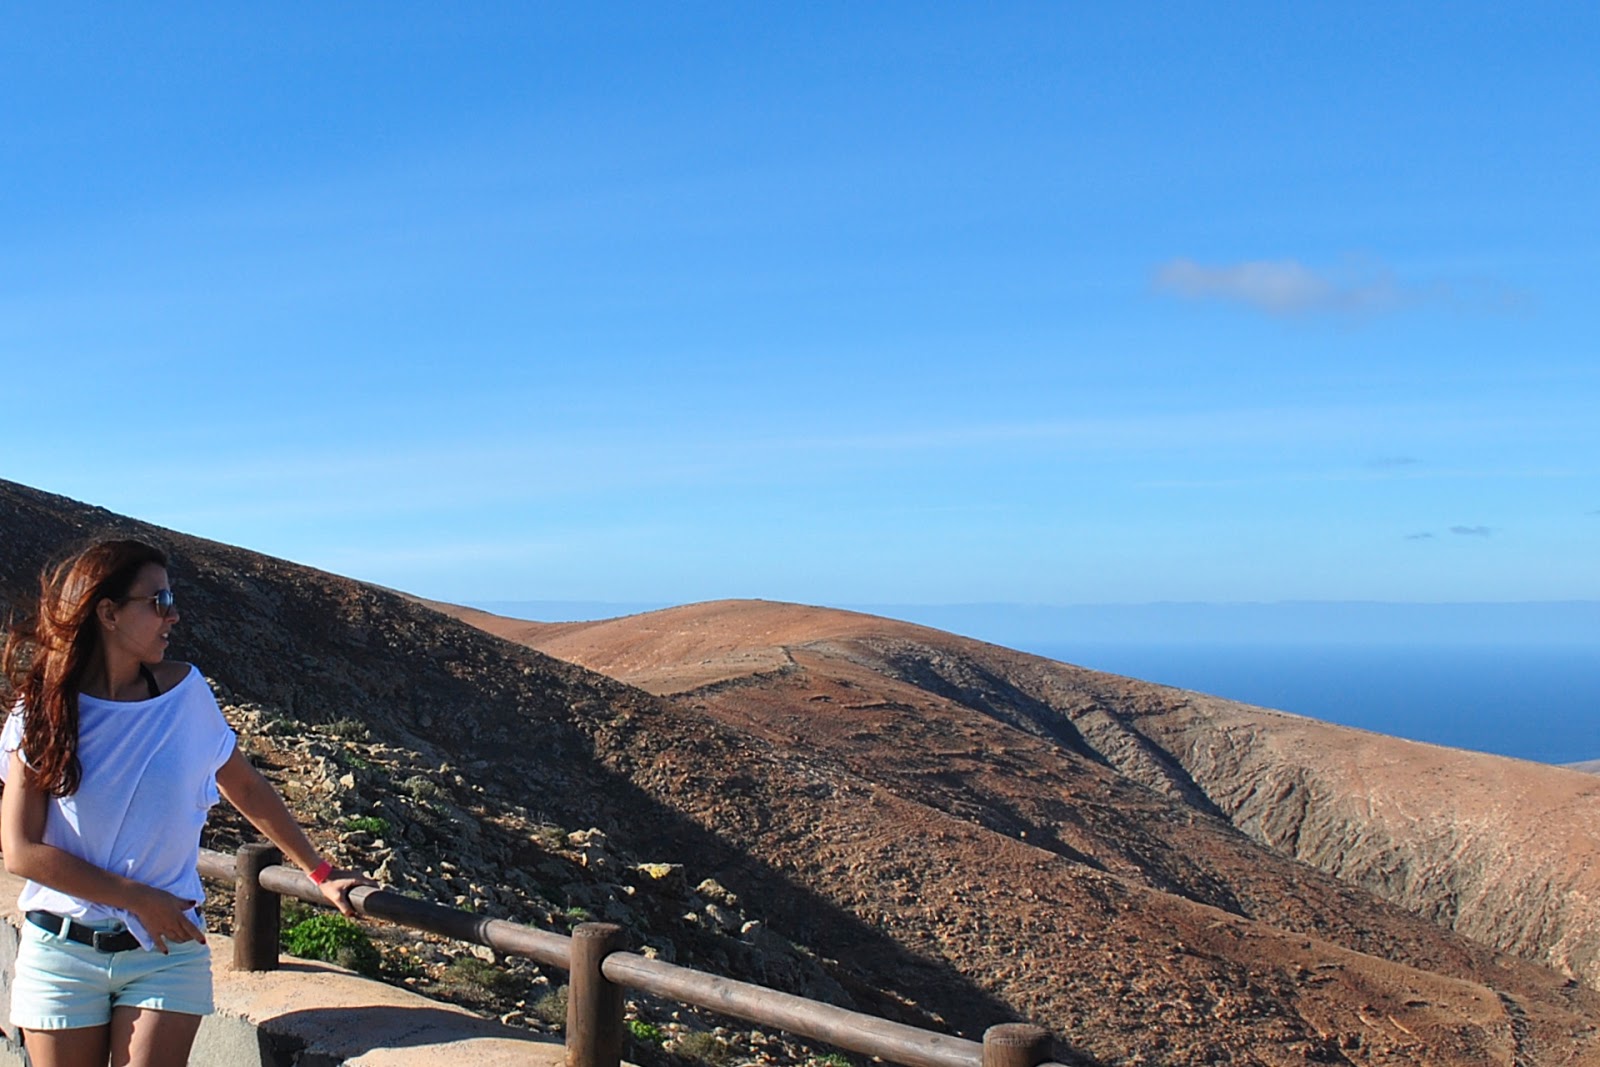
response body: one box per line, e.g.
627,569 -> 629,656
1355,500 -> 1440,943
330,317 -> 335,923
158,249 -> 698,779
548,738 -> 1025,1037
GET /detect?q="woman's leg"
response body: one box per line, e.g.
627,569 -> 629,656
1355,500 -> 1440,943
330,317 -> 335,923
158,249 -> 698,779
107,1007 -> 202,1067
19,1025 -> 111,1067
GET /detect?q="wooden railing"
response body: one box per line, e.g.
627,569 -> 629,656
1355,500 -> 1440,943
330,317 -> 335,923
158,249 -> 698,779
200,843 -> 1061,1067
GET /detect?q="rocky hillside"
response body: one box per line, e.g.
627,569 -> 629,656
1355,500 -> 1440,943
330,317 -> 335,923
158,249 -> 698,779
445,596 -> 1600,1065
5,480 -> 1600,1067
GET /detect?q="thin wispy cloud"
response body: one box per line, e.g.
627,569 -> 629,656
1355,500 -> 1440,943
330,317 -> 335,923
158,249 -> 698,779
1408,526 -> 1495,541
1152,257 -> 1526,318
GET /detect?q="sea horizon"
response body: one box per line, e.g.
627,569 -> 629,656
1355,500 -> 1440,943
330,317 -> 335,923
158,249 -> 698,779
1025,640 -> 1600,767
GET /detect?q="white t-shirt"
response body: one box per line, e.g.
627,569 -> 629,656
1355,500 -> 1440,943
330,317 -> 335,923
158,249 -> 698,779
1,665 -> 237,950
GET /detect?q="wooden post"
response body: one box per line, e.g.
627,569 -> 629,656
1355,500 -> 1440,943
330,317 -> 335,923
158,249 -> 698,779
233,842 -> 282,972
982,1024 -> 1052,1067
567,922 -> 627,1067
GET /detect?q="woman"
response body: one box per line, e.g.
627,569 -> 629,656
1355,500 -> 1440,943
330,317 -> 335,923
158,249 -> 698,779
1,539 -> 372,1067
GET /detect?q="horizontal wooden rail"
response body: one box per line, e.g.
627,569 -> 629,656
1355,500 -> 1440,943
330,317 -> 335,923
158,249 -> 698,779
201,847 -> 572,970
196,846 -> 1056,1067
196,847 -> 238,882
602,950 -> 983,1067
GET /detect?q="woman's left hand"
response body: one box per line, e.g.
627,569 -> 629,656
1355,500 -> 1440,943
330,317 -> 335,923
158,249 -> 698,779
318,867 -> 380,918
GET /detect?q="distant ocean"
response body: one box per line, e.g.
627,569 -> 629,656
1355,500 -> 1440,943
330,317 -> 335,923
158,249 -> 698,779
1023,642 -> 1600,766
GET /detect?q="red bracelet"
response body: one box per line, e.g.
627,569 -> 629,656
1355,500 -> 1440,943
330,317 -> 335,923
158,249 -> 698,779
309,860 -> 333,885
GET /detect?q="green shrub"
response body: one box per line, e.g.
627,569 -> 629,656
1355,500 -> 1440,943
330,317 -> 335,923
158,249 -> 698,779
627,1019 -> 665,1044
531,986 -> 569,1026
282,913 -> 381,977
345,815 -> 389,835
677,1032 -> 731,1065
562,905 -> 593,928
443,954 -> 519,995
327,718 -> 370,740
381,945 -> 426,981
811,1054 -> 852,1067
402,775 -> 444,802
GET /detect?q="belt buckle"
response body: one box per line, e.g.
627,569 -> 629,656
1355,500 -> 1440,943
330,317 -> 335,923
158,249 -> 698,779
90,923 -> 132,952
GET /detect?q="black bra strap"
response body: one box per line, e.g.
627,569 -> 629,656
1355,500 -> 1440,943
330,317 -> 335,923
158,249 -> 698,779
137,663 -> 161,699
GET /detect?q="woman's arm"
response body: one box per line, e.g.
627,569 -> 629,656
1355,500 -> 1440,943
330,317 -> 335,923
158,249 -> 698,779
214,746 -> 372,916
0,752 -> 206,952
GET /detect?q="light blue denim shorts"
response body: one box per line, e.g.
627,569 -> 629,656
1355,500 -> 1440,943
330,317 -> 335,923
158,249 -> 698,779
10,917 -> 214,1030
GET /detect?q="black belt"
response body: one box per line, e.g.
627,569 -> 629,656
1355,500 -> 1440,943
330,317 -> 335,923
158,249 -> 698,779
26,910 -> 142,953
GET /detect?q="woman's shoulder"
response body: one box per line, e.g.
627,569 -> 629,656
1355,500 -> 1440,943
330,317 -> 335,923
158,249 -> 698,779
153,661 -> 198,693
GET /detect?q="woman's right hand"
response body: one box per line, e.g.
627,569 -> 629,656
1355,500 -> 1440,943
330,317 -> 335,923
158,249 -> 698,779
317,866 -> 379,918
129,884 -> 206,953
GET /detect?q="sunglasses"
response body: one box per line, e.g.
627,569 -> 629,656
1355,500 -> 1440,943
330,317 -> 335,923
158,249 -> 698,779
121,588 -> 176,618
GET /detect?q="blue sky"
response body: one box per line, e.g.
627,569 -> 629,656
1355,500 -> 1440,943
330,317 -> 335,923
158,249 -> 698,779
3,5 -> 1596,608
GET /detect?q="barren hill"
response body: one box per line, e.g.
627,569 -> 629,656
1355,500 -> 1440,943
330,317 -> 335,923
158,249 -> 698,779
5,481 -> 1600,1066
442,596 -> 1600,1063
453,598 -> 1600,981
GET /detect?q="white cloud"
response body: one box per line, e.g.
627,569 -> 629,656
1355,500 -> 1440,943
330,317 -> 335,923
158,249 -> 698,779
1152,257 -> 1525,318
1153,257 -> 1412,316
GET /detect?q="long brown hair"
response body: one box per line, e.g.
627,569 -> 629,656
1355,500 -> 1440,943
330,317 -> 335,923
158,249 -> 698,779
2,539 -> 169,796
